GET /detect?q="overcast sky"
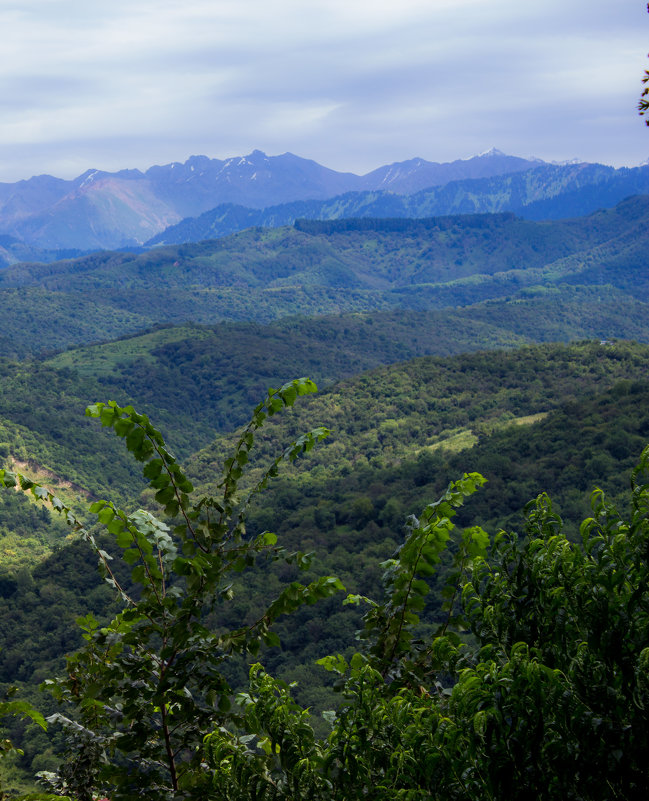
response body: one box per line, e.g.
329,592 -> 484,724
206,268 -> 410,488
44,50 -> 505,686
0,0 -> 647,182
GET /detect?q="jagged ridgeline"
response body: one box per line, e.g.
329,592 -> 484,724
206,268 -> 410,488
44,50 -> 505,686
0,196 -> 648,357
2,151 -> 648,256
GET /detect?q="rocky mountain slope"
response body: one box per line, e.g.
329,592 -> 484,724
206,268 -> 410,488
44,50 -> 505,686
0,149 -> 546,253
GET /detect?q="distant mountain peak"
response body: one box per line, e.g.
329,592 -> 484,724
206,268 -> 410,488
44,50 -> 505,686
78,169 -> 101,189
477,147 -> 507,158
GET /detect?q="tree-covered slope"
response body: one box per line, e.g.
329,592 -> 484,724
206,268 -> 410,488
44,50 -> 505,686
2,197 -> 649,355
0,361 -> 149,529
0,311 -> 518,571
3,327 -> 648,581
1,342 -> 648,707
42,286 -> 649,444
4,318 -> 645,577
6,199 -> 646,294
45,314 -> 526,438
187,340 -> 649,494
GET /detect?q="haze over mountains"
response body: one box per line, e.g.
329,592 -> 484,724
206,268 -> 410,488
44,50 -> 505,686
3,148 -> 648,259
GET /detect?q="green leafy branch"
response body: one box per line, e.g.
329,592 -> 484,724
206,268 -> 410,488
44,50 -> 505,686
360,472 -> 487,678
11,377 -> 342,800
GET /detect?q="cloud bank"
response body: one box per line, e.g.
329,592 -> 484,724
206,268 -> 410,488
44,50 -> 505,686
0,0 -> 647,180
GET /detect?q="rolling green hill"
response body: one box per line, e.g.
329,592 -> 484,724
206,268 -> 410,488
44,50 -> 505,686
1,197 -> 648,355
43,286 -> 649,448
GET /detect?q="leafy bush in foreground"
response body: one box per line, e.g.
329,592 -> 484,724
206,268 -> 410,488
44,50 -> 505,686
207,457 -> 649,799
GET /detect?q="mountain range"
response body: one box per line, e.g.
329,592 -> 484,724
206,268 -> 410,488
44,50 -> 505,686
147,162 -> 649,247
0,148 -> 622,258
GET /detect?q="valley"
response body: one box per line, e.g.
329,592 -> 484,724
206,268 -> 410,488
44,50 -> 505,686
1,196 -> 649,358
0,154 -> 647,795
1,333 -> 648,790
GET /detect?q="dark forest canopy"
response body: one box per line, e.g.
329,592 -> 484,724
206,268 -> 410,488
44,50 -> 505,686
2,366 -> 649,799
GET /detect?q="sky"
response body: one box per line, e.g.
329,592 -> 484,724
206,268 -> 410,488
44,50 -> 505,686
0,0 -> 647,182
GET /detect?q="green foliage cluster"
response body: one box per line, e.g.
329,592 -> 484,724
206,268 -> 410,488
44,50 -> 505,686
3,386 -> 649,799
203,450 -> 649,800
639,3 -> 649,127
0,380 -> 342,799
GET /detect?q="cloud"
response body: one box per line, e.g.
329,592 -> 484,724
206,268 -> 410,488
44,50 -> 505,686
0,0 -> 647,181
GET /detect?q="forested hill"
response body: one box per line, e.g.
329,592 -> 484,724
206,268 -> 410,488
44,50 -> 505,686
4,339 -> 649,575
1,196 -> 649,356
147,162 -> 649,246
4,307 -> 649,564
43,287 -> 649,448
1,341 -> 649,723
187,340 -> 649,500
